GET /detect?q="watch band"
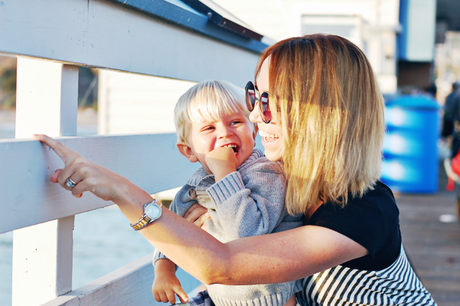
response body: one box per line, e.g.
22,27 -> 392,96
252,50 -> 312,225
131,215 -> 150,231
130,199 -> 162,231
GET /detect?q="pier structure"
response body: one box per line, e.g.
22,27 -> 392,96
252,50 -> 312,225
0,1 -> 267,305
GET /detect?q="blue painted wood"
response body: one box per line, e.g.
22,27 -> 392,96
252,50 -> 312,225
109,0 -> 267,53
180,0 -> 263,41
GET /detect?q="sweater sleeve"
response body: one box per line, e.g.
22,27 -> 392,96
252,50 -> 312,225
205,160 -> 288,241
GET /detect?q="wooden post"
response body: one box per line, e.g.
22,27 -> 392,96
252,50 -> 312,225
12,58 -> 79,306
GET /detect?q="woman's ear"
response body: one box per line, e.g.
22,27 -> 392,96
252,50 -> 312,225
177,143 -> 199,163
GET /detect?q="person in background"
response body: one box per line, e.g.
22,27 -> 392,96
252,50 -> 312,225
442,82 -> 460,141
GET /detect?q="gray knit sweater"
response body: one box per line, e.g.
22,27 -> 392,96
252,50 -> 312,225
153,148 -> 303,306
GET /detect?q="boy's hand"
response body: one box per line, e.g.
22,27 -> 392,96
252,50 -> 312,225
153,260 -> 189,304
205,147 -> 238,181
152,273 -> 188,304
183,203 -> 210,231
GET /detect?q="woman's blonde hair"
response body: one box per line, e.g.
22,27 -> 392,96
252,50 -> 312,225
174,80 -> 251,146
255,34 -> 385,214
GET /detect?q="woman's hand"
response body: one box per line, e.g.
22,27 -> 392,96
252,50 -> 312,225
34,134 -> 127,202
183,203 -> 210,230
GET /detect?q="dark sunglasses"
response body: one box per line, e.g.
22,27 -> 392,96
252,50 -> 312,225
245,81 -> 271,123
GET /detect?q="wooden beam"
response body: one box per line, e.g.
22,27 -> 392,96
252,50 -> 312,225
15,59 -> 78,137
0,133 -> 198,234
0,0 -> 262,87
12,59 -> 79,306
40,254 -> 202,306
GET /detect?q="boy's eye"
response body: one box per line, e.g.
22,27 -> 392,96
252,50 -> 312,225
230,120 -> 243,126
201,125 -> 215,132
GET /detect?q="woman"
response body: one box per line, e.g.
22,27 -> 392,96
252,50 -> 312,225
36,34 -> 436,305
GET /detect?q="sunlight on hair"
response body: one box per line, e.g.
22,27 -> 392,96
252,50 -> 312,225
258,34 -> 386,212
174,80 -> 249,145
187,89 -> 247,123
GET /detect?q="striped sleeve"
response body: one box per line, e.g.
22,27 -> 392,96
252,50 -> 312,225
296,246 -> 437,306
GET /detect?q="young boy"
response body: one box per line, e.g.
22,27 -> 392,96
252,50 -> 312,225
152,80 -> 302,306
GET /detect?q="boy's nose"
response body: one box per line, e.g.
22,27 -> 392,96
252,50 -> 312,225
218,126 -> 233,138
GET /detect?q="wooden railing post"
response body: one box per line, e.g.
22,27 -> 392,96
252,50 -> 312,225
12,58 -> 79,306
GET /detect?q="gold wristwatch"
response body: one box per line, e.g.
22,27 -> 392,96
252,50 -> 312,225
130,199 -> 163,231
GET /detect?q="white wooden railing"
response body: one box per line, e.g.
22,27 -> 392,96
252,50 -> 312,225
0,0 -> 265,305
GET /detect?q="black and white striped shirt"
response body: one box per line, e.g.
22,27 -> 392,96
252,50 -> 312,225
297,247 -> 436,305
296,181 -> 437,305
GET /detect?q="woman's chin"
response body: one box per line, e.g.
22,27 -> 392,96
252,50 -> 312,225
261,138 -> 283,161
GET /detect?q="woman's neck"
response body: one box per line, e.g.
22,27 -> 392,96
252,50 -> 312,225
304,199 -> 324,223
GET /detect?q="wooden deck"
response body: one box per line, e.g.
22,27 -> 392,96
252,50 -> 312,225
396,162 -> 460,306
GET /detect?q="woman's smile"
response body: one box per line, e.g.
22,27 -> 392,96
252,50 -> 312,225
259,129 -> 279,143
249,57 -> 285,161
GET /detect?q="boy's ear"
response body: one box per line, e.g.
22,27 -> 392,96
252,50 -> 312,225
177,143 -> 199,163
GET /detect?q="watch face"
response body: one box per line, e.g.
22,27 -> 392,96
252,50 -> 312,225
145,202 -> 162,219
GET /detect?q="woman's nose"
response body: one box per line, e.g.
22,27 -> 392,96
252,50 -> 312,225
249,101 -> 261,123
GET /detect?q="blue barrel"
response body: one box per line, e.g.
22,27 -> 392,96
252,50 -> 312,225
381,95 -> 440,193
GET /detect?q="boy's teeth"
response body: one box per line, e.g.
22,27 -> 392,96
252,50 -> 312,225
223,144 -> 238,152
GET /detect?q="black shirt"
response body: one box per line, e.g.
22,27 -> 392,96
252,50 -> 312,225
307,181 -> 401,271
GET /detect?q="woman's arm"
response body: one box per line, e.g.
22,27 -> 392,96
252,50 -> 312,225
35,134 -> 368,286
146,213 -> 367,285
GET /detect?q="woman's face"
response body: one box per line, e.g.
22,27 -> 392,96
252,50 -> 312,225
249,58 -> 285,162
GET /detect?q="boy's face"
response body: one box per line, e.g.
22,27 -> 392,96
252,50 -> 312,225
180,111 -> 256,174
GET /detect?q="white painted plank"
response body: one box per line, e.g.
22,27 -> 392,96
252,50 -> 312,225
12,59 -> 79,306
74,254 -> 157,306
12,217 -> 75,306
0,0 -> 260,87
97,70 -> 196,135
0,133 -> 198,234
40,254 -> 202,306
15,59 -> 78,138
40,296 -> 79,306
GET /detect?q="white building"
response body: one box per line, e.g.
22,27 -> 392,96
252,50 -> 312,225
211,0 -> 402,94
99,0 -> 441,136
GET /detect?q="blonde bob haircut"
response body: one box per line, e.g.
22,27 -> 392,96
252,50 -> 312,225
174,80 -> 251,146
255,34 -> 385,214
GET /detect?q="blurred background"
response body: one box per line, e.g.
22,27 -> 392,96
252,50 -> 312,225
3,0 -> 456,135
1,0 -> 460,305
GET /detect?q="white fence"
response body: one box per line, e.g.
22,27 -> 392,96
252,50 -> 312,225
0,0 -> 264,305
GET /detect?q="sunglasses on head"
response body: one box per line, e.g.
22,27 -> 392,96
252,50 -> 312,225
245,81 -> 272,123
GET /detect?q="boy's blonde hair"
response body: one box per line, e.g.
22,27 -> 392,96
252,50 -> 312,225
174,80 -> 250,146
255,34 -> 385,214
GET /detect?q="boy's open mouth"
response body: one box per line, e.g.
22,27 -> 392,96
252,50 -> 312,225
222,144 -> 238,154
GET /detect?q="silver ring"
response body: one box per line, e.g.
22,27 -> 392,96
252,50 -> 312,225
66,178 -> 77,188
